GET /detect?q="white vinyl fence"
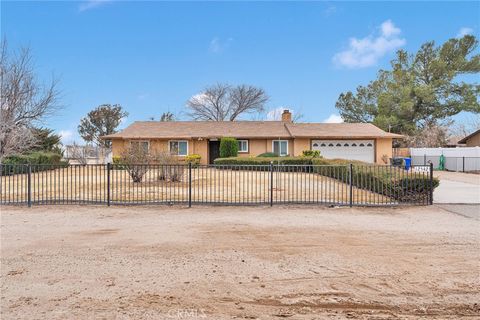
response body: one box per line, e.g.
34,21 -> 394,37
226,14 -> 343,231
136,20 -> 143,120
410,147 -> 480,172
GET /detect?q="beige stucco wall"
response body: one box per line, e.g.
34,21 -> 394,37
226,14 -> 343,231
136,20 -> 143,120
465,132 -> 480,147
111,137 -> 394,165
375,138 -> 393,164
293,138 -> 310,156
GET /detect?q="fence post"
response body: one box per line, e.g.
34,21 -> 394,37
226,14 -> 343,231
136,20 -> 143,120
349,163 -> 353,207
463,157 -> 465,172
188,162 -> 192,208
27,164 -> 32,208
269,162 -> 274,207
424,154 -> 426,165
429,162 -> 434,205
107,162 -> 111,206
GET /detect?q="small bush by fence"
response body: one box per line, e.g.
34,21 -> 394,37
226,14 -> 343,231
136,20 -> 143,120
0,163 -> 435,207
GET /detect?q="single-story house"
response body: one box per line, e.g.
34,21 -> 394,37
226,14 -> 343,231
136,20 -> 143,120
102,110 -> 402,165
458,129 -> 480,147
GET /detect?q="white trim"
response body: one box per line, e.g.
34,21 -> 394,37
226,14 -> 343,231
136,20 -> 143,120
168,140 -> 189,156
238,139 -> 249,153
272,140 -> 288,157
129,140 -> 150,152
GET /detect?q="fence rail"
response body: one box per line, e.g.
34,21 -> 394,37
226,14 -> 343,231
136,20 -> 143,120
1,163 -> 434,207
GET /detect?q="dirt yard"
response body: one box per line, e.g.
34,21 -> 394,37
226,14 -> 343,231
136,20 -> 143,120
1,205 -> 479,319
1,167 -> 392,205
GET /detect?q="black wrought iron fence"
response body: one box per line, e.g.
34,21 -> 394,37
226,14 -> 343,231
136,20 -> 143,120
0,163 -> 435,207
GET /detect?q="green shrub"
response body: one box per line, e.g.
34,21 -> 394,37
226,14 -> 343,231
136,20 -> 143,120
219,137 -> 238,158
214,156 -> 313,166
213,156 -> 439,203
311,158 -> 439,203
214,156 -> 313,171
257,152 -> 277,158
185,154 -> 201,167
1,152 -> 67,175
302,150 -> 321,158
112,156 -> 127,170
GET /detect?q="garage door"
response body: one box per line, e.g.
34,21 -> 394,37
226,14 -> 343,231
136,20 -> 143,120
311,140 -> 375,163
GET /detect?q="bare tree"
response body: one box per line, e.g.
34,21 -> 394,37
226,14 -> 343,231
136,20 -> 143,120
187,83 -> 268,121
120,143 -> 154,183
156,151 -> 185,182
450,116 -> 480,138
78,104 -> 128,148
0,40 -> 60,160
67,142 -> 88,165
405,123 -> 450,147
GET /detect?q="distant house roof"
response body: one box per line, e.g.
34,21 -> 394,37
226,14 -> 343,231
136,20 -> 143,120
458,129 -> 480,144
101,121 -> 403,140
446,136 -> 466,147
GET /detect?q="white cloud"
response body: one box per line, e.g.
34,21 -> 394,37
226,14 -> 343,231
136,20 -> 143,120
78,0 -> 112,12
457,27 -> 474,38
59,130 -> 74,145
333,20 -> 406,68
380,20 -> 401,37
323,4 -> 337,17
209,37 -> 233,53
323,114 -> 344,123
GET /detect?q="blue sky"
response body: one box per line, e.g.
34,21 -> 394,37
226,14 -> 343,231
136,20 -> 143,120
1,1 -> 479,144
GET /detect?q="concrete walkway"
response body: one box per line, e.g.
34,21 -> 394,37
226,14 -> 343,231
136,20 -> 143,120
433,171 -> 480,204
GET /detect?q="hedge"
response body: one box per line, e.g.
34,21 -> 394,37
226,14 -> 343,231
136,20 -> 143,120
219,137 -> 238,158
257,152 -> 277,158
311,158 -> 439,203
1,152 -> 67,176
213,156 -> 439,203
214,156 -> 313,165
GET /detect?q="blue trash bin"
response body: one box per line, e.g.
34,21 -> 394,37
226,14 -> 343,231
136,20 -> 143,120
404,157 -> 411,171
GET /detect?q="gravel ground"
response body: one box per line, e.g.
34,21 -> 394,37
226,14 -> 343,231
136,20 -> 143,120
1,205 -> 479,319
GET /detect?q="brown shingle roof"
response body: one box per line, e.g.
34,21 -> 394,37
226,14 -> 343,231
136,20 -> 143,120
458,129 -> 480,144
102,121 -> 403,140
286,122 -> 403,138
102,121 -> 291,139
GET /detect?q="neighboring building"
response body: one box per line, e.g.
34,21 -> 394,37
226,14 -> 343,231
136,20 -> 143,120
63,145 -> 112,165
445,136 -> 466,148
458,129 -> 480,147
102,110 -> 402,164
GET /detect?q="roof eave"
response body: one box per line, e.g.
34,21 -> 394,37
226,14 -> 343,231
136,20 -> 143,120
458,129 -> 480,144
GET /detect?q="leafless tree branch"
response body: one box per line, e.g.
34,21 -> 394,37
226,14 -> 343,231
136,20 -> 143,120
0,39 -> 61,159
187,83 -> 268,121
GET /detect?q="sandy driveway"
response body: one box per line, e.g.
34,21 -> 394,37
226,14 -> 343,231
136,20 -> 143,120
1,205 -> 479,319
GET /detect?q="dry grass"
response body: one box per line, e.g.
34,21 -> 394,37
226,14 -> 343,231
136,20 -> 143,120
1,166 -> 392,204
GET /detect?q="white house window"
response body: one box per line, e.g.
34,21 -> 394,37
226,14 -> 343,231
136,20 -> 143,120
272,140 -> 288,156
169,140 -> 188,156
130,141 -> 149,153
238,140 -> 249,153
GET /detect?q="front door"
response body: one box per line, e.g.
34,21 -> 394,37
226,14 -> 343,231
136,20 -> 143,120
208,140 -> 220,164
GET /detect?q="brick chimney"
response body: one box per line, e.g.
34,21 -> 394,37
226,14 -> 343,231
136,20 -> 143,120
281,109 -> 292,122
